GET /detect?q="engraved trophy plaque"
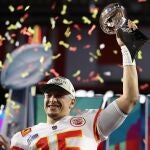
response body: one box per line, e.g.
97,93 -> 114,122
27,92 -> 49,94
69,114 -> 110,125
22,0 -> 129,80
100,3 -> 149,61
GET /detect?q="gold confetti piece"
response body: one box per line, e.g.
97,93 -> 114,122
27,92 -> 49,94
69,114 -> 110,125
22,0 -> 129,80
5,107 -> 13,118
91,8 -> 98,19
133,19 -> 139,24
28,27 -> 35,34
64,27 -> 71,37
96,49 -> 101,56
89,52 -> 98,59
43,42 -> 52,51
7,24 -> 18,30
137,50 -> 142,59
61,4 -> 67,15
0,61 -> 3,69
8,5 -> 15,12
96,75 -> 104,83
40,56 -> 45,64
50,17 -> 56,29
63,19 -> 73,25
73,70 -> 81,77
82,16 -> 91,24
21,72 -> 29,78
25,5 -> 30,11
59,41 -> 70,48
113,50 -> 118,55
52,53 -> 61,60
6,53 -> 13,63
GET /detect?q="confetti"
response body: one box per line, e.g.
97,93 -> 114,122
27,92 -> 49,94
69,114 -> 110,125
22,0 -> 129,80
113,50 -> 118,55
21,72 -> 29,78
103,71 -> 111,76
69,46 -> 77,52
88,24 -> 96,35
8,5 -> 14,12
99,43 -> 105,49
59,41 -> 70,48
63,19 -> 73,25
61,4 -> 67,15
83,44 -> 91,49
64,27 -> 71,37
17,5 -> 24,11
73,70 -> 81,77
82,16 -> 91,24
6,53 -> 13,63
50,68 -> 59,77
50,17 -> 56,29
89,52 -> 98,59
76,34 -> 82,41
140,83 -> 149,90
137,50 -> 142,59
0,61 -> 3,69
73,24 -> 81,31
40,56 -> 45,64
43,42 -> 52,51
52,53 -> 61,60
25,5 -> 30,11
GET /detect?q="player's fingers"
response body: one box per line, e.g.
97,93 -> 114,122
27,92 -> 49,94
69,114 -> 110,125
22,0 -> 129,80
128,20 -> 138,30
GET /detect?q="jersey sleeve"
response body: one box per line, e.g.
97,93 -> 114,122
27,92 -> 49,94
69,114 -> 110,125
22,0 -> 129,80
10,132 -> 28,150
97,100 -> 127,141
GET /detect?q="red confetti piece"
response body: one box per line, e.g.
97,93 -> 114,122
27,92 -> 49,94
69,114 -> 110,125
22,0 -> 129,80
140,83 -> 149,90
50,68 -> 59,77
20,27 -> 32,36
69,46 -> 77,52
73,24 -> 81,31
83,44 -> 91,49
88,24 -> 96,35
20,13 -> 29,22
76,34 -> 82,41
17,5 -> 24,11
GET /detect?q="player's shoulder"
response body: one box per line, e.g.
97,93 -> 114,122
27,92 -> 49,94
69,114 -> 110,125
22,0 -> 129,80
77,109 -> 100,117
12,123 -> 47,139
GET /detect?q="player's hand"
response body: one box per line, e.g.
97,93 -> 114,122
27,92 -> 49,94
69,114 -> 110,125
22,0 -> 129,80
116,20 -> 138,47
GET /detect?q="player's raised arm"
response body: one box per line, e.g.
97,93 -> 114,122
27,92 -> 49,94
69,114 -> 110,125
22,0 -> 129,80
96,21 -> 139,141
115,20 -> 139,114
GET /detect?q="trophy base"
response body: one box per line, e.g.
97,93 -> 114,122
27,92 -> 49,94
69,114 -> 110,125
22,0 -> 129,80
117,28 -> 149,61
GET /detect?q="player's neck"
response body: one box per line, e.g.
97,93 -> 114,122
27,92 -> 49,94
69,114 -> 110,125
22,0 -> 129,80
47,115 -> 66,124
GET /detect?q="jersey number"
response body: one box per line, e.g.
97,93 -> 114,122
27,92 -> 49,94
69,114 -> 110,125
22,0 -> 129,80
36,130 -> 82,150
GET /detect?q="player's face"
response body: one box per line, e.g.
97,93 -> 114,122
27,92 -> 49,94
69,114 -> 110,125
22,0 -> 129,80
44,90 -> 75,120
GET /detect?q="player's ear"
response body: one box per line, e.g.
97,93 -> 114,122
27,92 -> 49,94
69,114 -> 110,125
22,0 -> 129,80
70,99 -> 76,109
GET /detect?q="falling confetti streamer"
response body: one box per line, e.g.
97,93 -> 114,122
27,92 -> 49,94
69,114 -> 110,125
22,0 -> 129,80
50,17 -> 56,29
52,53 -> 61,60
8,5 -> 15,12
50,68 -> 59,77
64,27 -> 71,37
137,50 -> 142,60
82,16 -> 91,24
63,19 -> 73,25
73,70 -> 81,77
69,46 -> 77,52
76,34 -> 82,41
88,25 -> 96,35
61,5 -> 67,15
59,41 -> 70,48
21,72 -> 29,78
6,53 -> 13,63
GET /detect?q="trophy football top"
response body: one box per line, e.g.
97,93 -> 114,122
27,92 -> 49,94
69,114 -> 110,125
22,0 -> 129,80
100,3 -> 127,35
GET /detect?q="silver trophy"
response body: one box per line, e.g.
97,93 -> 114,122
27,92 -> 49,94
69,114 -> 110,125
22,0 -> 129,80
100,3 -> 149,61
